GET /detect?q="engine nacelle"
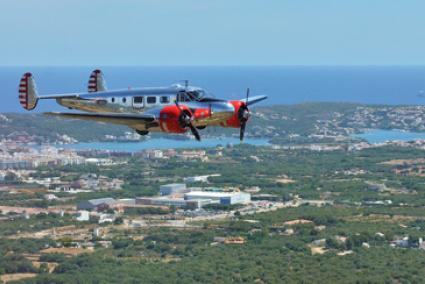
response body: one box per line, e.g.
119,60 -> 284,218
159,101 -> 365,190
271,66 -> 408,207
192,107 -> 212,120
159,105 -> 212,133
221,100 -> 247,128
159,105 -> 188,133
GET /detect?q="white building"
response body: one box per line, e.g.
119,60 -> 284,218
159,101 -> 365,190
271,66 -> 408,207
99,214 -> 116,224
183,174 -> 220,183
44,194 -> 58,201
76,210 -> 90,221
143,150 -> 164,159
184,176 -> 209,183
184,191 -> 251,205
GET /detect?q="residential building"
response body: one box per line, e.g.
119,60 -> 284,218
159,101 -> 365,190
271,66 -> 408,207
76,210 -> 90,221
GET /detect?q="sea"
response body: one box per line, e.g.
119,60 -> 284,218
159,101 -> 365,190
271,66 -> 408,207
353,130 -> 425,144
61,137 -> 269,152
61,131 -> 425,151
2,66 -> 425,113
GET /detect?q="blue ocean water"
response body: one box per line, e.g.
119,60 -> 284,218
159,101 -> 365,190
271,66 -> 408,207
2,66 -> 425,113
61,137 -> 269,152
354,130 -> 425,144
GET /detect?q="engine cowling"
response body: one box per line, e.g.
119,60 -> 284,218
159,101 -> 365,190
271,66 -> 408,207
221,100 -> 248,128
159,105 -> 188,133
159,105 -> 212,133
192,107 -> 212,121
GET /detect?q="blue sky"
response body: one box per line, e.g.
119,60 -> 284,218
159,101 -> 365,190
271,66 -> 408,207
1,0 -> 425,66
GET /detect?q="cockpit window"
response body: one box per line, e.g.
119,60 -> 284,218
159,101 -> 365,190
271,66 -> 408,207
186,91 -> 199,101
176,88 -> 214,102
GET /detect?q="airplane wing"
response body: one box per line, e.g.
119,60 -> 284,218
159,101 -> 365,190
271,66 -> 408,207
44,112 -> 157,128
241,95 -> 268,106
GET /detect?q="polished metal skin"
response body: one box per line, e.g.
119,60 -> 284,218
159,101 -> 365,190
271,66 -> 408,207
18,70 -> 267,139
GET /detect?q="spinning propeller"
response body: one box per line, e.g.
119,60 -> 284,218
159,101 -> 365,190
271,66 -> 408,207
175,101 -> 201,141
238,88 -> 251,142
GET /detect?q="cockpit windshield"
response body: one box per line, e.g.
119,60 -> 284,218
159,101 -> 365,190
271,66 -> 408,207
174,83 -> 217,102
183,89 -> 215,101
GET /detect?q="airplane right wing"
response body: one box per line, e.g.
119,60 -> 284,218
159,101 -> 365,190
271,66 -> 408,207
241,95 -> 268,106
44,112 -> 158,129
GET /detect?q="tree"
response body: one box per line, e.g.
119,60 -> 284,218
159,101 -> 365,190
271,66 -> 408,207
114,217 -> 124,225
4,172 -> 18,182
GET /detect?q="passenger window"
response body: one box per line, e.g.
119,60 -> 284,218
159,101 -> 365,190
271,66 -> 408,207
133,96 -> 144,104
147,96 -> 157,104
133,96 -> 144,109
111,97 -> 115,103
122,97 -> 127,103
160,96 -> 170,104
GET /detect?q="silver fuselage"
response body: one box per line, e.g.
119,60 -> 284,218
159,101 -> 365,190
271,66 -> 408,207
56,86 -> 236,132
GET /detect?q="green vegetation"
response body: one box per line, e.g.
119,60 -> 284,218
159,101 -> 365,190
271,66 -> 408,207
4,102 -> 425,282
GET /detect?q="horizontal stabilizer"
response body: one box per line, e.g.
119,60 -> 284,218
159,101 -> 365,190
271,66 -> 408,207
88,69 -> 107,93
18,73 -> 39,110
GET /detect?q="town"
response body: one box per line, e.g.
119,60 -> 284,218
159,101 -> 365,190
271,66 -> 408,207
2,103 -> 425,283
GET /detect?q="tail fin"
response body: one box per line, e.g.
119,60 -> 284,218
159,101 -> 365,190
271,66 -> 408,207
88,69 -> 107,93
18,72 -> 38,111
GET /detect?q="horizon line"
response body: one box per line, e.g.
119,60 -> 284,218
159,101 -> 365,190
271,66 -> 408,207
2,64 -> 425,68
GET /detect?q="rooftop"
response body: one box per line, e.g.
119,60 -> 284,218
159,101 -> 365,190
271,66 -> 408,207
185,191 -> 247,198
88,198 -> 116,205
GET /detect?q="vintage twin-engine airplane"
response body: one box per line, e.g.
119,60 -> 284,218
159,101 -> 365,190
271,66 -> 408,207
18,70 -> 267,141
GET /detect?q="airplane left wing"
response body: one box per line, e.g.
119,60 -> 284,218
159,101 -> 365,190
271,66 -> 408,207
44,112 -> 157,128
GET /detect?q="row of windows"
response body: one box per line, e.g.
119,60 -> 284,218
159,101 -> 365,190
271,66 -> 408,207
109,96 -> 171,105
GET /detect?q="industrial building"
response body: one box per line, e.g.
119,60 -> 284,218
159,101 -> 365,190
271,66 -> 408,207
77,198 -> 116,210
137,197 -> 187,207
184,191 -> 251,205
159,183 -> 189,195
116,198 -> 136,206
136,197 -> 210,210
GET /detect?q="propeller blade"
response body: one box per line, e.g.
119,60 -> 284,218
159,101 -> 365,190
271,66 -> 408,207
174,101 -> 200,141
240,121 -> 246,142
175,100 -> 181,110
246,88 -> 250,104
189,123 -> 201,141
